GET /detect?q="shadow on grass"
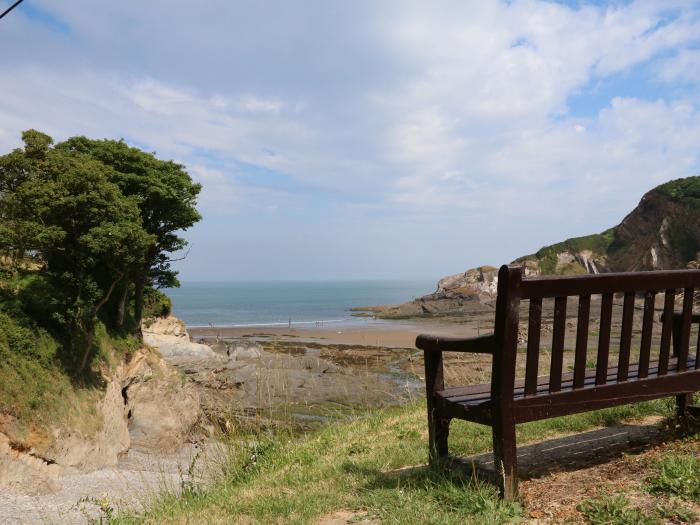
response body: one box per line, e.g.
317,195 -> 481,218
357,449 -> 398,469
344,418 -> 681,496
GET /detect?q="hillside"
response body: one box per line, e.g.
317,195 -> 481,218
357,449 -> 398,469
362,176 -> 700,318
0,131 -> 204,499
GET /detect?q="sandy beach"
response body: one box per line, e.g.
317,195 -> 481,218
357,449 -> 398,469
188,319 -> 485,348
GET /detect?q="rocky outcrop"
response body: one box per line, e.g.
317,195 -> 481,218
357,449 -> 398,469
143,316 -> 219,359
362,176 -> 700,318
0,323 -> 202,496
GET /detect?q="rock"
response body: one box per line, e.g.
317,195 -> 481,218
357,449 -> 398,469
122,350 -> 201,452
0,433 -> 62,495
229,345 -> 262,360
143,316 -> 221,359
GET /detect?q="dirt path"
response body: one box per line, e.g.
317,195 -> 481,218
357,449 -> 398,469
0,442 -> 223,525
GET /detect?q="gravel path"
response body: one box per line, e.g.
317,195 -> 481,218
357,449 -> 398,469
0,443 -> 223,525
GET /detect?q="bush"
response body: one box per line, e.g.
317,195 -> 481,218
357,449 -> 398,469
143,287 -> 172,319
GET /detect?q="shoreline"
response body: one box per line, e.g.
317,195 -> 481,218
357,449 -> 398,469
188,317 -> 482,348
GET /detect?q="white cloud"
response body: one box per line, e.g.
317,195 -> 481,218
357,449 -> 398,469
2,0 -> 700,278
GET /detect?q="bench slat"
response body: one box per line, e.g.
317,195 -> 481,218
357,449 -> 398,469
659,289 -> 675,375
596,293 -> 613,386
520,269 -> 700,299
549,296 -> 567,393
638,291 -> 656,379
524,298 -> 542,396
617,291 -> 635,382
679,288 -> 694,371
573,295 -> 590,389
696,310 -> 700,370
438,356 -> 695,405
514,367 -> 700,423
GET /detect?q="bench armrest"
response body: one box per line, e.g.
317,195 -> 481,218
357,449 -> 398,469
415,333 -> 495,354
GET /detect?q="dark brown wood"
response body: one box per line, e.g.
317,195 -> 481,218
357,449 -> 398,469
549,296 -> 567,393
442,356 -> 695,405
416,267 -> 700,500
596,293 -> 613,386
515,368 -> 700,423
659,289 -> 676,376
678,288 -> 694,371
697,319 -> 700,370
638,291 -> 656,379
524,298 -> 542,396
423,349 -> 449,464
573,295 -> 590,389
521,269 -> 700,299
416,333 -> 496,354
490,265 -> 521,500
617,291 -> 635,382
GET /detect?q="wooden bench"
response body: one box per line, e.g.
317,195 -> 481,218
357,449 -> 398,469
416,265 -> 700,499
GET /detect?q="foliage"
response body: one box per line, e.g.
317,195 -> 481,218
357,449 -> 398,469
143,287 -> 172,319
577,493 -> 660,525
516,229 -> 615,275
655,501 -> 699,523
657,176 -> 700,209
55,137 -> 201,322
647,454 -> 700,501
0,130 -> 200,373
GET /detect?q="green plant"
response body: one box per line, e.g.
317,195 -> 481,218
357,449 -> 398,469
577,493 -> 659,525
648,454 -> 700,501
142,287 -> 172,319
656,501 -> 699,523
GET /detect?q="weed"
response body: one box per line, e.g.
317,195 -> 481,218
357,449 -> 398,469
577,493 -> 659,525
648,454 -> 700,501
656,500 -> 699,523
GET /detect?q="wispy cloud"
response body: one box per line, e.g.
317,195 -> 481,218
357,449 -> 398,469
1,0 -> 700,279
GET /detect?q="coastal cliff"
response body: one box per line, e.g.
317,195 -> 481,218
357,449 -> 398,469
363,176 -> 700,318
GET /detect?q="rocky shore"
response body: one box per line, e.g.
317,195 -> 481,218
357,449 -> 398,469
0,316 -> 435,523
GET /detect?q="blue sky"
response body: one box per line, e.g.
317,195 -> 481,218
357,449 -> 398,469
1,1 -> 700,281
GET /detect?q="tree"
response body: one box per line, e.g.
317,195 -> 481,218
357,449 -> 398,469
55,137 -> 201,326
9,140 -> 153,371
0,130 -> 201,371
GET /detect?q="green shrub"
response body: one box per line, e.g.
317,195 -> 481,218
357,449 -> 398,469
143,287 -> 172,319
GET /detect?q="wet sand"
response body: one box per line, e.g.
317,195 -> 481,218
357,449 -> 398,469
188,319 -> 484,349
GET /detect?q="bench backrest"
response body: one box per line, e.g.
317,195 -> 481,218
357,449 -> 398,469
492,265 -> 700,404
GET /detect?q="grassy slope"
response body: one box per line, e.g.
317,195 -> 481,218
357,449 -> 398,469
112,398 -> 675,525
515,228 -> 616,275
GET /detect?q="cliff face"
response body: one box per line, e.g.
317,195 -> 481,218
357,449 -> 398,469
366,176 -> 700,318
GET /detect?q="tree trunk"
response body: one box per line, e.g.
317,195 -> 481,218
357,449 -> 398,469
77,327 -> 95,375
116,281 -> 130,329
134,272 -> 146,333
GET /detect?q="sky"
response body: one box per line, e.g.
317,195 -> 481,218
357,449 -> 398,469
1,1 -> 700,281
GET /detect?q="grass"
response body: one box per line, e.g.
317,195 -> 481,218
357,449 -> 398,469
577,493 -> 660,525
647,453 -> 700,502
109,398 -> 673,525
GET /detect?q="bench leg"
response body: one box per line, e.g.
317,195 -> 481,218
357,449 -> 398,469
493,419 -> 518,500
676,393 -> 694,418
427,409 -> 450,465
424,349 -> 449,465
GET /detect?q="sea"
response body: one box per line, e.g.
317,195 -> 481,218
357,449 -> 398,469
165,280 -> 436,328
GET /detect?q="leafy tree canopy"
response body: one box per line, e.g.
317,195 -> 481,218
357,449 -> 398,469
0,130 -> 201,372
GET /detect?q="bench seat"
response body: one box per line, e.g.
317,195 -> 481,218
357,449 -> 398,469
436,356 -> 697,424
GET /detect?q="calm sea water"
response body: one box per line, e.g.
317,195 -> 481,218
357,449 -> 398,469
165,280 -> 435,327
